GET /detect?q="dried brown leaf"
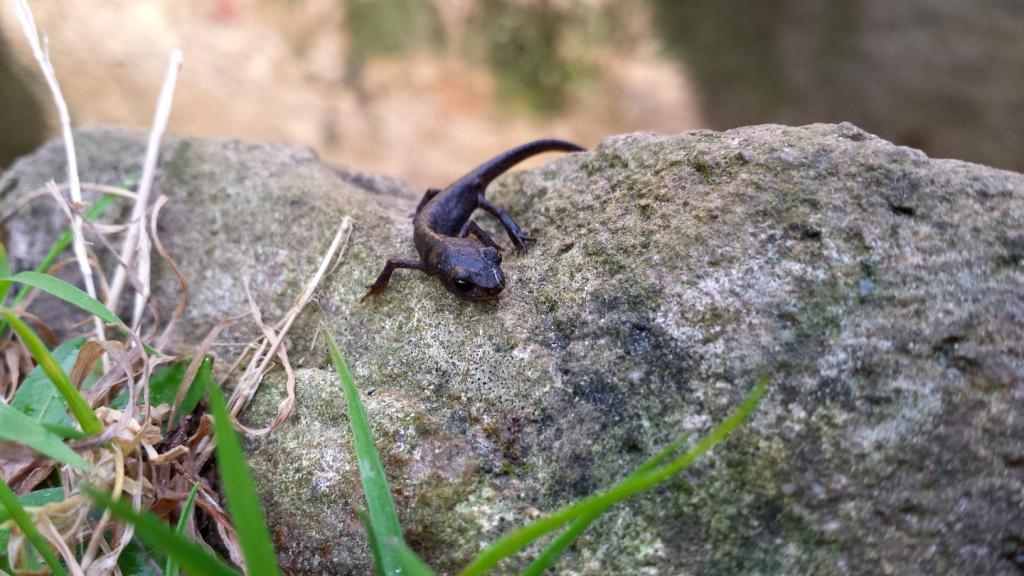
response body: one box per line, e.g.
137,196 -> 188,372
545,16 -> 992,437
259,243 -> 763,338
3,344 -> 23,401
14,309 -> 59,347
148,444 -> 188,465
69,341 -> 105,387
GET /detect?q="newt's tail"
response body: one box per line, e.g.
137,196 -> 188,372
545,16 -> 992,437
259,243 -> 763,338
457,139 -> 585,192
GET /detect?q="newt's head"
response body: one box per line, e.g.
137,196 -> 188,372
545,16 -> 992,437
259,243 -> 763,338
437,240 -> 505,300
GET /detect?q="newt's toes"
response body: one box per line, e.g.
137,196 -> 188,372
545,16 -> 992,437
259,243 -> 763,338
360,287 -> 382,303
513,236 -> 536,253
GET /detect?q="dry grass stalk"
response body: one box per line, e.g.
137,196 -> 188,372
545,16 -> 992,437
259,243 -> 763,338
11,0 -> 104,344
150,196 -> 190,350
235,284 -> 296,436
0,182 -> 137,225
226,216 -> 353,431
107,49 -> 184,325
79,217 -> 162,332
37,514 -> 84,575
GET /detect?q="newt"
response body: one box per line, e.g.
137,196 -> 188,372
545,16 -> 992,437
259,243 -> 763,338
362,139 -> 585,301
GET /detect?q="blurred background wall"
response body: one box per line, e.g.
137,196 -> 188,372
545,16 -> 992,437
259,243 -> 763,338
0,13 -> 47,168
1,0 -> 1021,188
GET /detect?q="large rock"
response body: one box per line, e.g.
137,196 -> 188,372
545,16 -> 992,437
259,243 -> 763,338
1,124 -> 1022,575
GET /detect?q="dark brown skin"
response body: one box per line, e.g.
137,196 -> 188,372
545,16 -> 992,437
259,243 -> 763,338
362,139 -> 585,301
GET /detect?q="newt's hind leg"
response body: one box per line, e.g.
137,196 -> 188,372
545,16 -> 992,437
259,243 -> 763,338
479,198 -> 534,252
361,258 -> 424,302
459,220 -> 504,252
414,187 -> 442,216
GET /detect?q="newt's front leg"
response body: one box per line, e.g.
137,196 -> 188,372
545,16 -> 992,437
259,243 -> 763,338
459,220 -> 504,252
479,198 -> 534,252
361,258 -> 424,302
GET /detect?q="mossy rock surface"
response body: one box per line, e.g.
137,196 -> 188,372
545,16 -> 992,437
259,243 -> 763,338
2,124 -> 1023,575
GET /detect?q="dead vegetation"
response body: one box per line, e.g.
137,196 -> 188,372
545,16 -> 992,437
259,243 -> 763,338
0,2 -> 352,571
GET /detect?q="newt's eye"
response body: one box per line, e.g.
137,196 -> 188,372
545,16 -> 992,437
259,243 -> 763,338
453,278 -> 473,292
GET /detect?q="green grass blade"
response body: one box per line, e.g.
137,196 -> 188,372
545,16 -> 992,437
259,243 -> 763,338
2,271 -> 122,325
611,433 -> 694,483
459,377 -> 769,576
0,243 -> 11,304
0,477 -> 66,576
179,356 -> 214,420
86,487 -> 242,576
41,422 -> 87,439
386,538 -> 437,576
522,433 -> 691,576
206,379 -> 281,576
326,332 -> 406,576
3,312 -> 103,435
165,483 -> 200,576
357,510 -> 386,576
0,403 -> 93,472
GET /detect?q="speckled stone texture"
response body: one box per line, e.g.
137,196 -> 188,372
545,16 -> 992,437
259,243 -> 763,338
2,124 -> 1022,575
